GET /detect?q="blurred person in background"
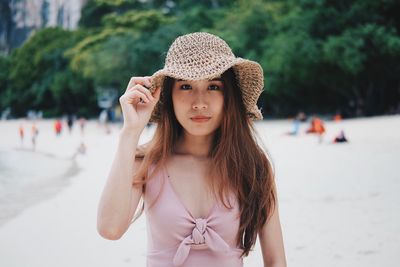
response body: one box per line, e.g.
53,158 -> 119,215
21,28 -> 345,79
54,119 -> 62,136
333,130 -> 348,143
78,117 -> 87,135
31,123 -> 39,150
19,124 -> 24,147
67,114 -> 75,134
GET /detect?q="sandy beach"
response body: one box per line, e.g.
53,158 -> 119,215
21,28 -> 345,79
0,115 -> 399,267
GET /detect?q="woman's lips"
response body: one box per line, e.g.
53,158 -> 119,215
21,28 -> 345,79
190,116 -> 211,122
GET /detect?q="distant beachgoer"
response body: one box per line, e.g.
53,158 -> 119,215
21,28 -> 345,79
333,113 -> 342,122
78,142 -> 86,154
314,119 -> 325,134
306,118 -> 316,133
286,112 -> 305,136
99,109 -> 111,134
54,119 -> 62,136
99,109 -> 107,124
306,117 -> 325,134
72,142 -> 87,159
306,116 -> 325,143
285,118 -> 300,136
333,130 -> 348,143
297,111 -> 307,122
78,117 -> 87,135
31,123 -> 39,150
67,114 -> 75,134
19,125 -> 24,146
314,118 -> 325,143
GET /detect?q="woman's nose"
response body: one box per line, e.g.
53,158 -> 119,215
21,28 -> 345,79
192,102 -> 208,110
192,92 -> 208,110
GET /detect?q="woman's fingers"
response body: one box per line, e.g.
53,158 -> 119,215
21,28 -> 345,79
135,86 -> 155,102
126,76 -> 152,92
127,84 -> 156,102
119,76 -> 156,131
122,76 -> 158,110
120,90 -> 149,105
131,90 -> 150,104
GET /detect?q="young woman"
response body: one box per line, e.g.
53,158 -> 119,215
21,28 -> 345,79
97,32 -> 286,267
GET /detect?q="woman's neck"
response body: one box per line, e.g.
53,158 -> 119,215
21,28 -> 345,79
174,132 -> 214,158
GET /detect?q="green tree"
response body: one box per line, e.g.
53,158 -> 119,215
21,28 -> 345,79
6,28 -> 96,116
79,0 -> 146,28
67,9 -> 183,94
3,0 -> 400,118
257,0 -> 400,116
0,55 -> 10,110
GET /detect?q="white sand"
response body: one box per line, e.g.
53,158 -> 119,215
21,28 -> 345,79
0,115 -> 399,267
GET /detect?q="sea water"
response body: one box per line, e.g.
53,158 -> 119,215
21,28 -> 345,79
0,149 -> 77,226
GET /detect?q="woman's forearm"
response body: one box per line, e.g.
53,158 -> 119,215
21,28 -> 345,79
97,128 -> 142,239
265,261 -> 287,267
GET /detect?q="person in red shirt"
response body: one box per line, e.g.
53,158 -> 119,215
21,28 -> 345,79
19,124 -> 24,146
54,119 -> 62,136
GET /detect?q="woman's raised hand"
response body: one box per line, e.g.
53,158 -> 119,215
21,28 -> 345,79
119,76 -> 161,132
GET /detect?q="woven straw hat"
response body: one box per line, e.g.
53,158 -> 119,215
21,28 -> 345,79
150,32 -> 264,121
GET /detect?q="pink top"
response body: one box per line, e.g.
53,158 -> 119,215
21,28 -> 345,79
144,165 -> 244,267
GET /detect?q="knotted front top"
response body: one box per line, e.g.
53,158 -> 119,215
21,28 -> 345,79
144,165 -> 244,267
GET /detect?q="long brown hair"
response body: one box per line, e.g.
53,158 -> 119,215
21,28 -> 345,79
131,67 -> 276,257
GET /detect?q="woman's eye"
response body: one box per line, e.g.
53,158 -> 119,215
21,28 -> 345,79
180,84 -> 192,90
208,84 -> 221,91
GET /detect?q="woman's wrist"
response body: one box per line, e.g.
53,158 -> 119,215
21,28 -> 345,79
119,127 -> 142,140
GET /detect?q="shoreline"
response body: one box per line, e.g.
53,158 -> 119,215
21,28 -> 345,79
0,147 -> 81,227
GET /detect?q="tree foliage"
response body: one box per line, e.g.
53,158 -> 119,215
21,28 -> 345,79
1,0 -> 399,117
2,28 -> 96,116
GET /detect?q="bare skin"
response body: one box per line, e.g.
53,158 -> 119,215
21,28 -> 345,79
97,76 -> 160,239
97,76 -> 286,266
164,78 -> 225,218
165,153 -> 215,219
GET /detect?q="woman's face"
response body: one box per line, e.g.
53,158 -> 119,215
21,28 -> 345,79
172,77 -> 224,137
